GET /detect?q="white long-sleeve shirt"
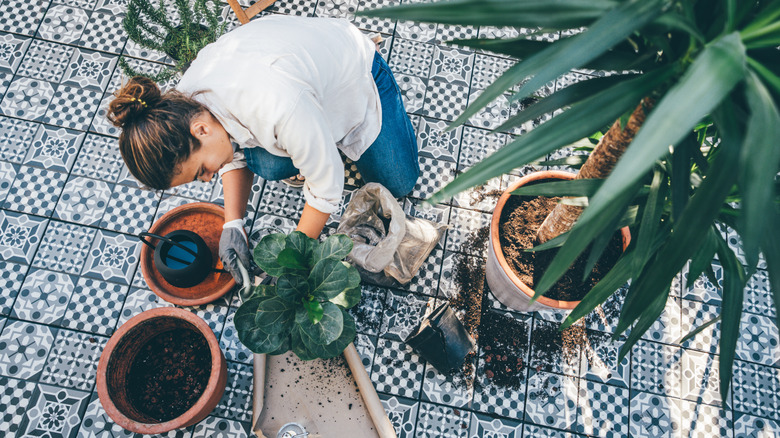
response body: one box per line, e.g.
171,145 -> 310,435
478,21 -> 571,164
176,16 -> 381,214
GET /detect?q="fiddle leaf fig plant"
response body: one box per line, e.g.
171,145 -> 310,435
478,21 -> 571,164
235,232 -> 361,360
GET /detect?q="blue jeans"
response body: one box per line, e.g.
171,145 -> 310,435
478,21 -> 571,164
244,52 -> 419,198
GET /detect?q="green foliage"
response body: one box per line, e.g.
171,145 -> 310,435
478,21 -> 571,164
234,232 -> 361,360
120,0 -> 227,82
359,0 -> 780,404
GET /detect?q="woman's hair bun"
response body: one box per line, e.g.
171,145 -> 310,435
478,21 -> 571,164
107,76 -> 162,128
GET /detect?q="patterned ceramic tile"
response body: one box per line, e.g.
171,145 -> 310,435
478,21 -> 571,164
680,299 -> 720,354
396,73 -> 427,116
0,210 -> 47,264
213,361 -> 252,422
13,268 -> 76,324
372,337 -> 425,398
641,295 -> 682,346
744,269 -> 775,319
468,412 -> 522,437
0,116 -> 38,163
316,0 -> 357,18
410,156 -> 457,201
37,4 -> 90,44
417,116 -> 462,162
185,298 -> 230,339
524,370 -> 579,431
0,0 -> 50,36
40,330 -> 107,391
61,277 -> 127,335
33,221 -> 95,275
458,126 -> 508,171
380,290 -> 430,341
575,380 -> 629,437
522,423 -> 585,438
422,79 -> 470,122
680,349 -> 722,406
18,383 -> 91,438
89,94 -> 122,137
0,376 -> 37,436
0,161 -> 17,204
0,261 -> 27,315
471,353 -> 528,419
256,180 -> 307,218
380,393 -> 419,438
0,77 -> 55,121
680,399 -> 733,437
581,331 -> 631,388
54,176 -> 112,225
4,165 -> 67,216
732,360 -> 780,420
82,230 -> 141,284
430,46 -> 474,86
415,402 -> 470,437
24,125 -> 85,173
471,54 -> 515,90
529,319 -> 582,377
395,20 -> 436,44
45,84 -> 103,130
0,32 -> 31,72
353,0 -> 399,34
78,10 -> 127,53
118,287 -> 172,327
62,48 -> 117,91
17,40 -> 73,82
421,360 -> 475,408
100,184 -> 159,235
466,88 -> 511,130
736,312 -> 780,367
631,339 -> 682,399
445,208 -> 491,257
0,319 -> 56,380
70,134 -> 123,181
390,38 -> 435,78
680,262 -> 724,305
733,412 -> 780,438
628,390 -> 682,438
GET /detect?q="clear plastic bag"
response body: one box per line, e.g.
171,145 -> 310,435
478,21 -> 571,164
337,183 -> 447,285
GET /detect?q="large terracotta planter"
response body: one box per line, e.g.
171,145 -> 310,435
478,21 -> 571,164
486,171 -> 631,312
96,307 -> 228,434
140,202 -> 235,306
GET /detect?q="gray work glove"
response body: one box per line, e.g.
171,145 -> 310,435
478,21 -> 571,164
219,219 -> 261,288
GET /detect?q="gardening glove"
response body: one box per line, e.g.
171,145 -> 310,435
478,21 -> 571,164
219,219 -> 261,288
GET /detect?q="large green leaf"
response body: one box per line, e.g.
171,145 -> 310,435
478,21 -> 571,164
427,67 -> 673,205
299,310 -> 357,360
297,301 -> 344,345
309,258 -> 360,300
613,97 -> 744,337
302,298 -> 324,324
512,179 -> 603,198
330,286 -> 362,309
509,0 -> 667,106
312,234 -> 353,263
234,296 -> 285,354
285,231 -> 314,267
255,296 -> 295,336
633,167 -> 667,273
356,0 -> 620,29
496,74 -> 638,132
738,71 -> 780,273
536,33 -> 747,299
254,233 -> 286,276
716,232 -> 747,406
277,248 -> 308,271
290,326 -> 318,361
276,273 -> 309,302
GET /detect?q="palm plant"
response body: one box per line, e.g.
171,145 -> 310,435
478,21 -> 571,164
359,0 -> 780,403
121,0 -> 227,82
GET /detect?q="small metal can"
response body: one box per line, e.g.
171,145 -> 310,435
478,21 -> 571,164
277,422 -> 308,438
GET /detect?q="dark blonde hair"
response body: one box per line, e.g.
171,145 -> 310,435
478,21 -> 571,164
107,76 -> 207,190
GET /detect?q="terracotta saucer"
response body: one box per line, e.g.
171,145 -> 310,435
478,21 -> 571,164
140,202 -> 235,306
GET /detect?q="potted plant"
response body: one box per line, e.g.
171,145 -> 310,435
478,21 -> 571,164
120,0 -> 228,82
96,307 -> 228,434
234,231 -> 362,359
360,0 -> 780,403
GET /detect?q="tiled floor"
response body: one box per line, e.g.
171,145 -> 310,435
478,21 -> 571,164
0,0 -> 778,437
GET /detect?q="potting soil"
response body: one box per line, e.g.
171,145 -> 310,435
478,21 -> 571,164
126,328 -> 211,422
498,194 -> 623,301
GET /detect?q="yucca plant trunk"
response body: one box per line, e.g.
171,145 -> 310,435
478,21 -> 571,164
535,98 -> 654,244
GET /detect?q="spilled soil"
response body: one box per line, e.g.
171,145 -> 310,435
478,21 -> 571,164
127,328 -> 211,422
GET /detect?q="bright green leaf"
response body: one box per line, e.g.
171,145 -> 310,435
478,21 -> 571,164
298,301 -> 343,345
302,298 -> 324,325
716,232 -> 747,406
312,234 -> 354,263
234,296 -> 285,354
255,297 -> 296,336
331,286 -> 362,309
254,233 -> 287,276
309,257 -> 359,300
277,248 -> 308,270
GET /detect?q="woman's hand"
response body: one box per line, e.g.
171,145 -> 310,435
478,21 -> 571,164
296,203 -> 330,239
219,220 -> 261,286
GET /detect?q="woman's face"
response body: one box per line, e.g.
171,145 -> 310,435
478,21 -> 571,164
170,112 -> 234,187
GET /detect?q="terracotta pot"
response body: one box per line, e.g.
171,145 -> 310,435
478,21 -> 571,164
140,202 -> 235,306
96,307 -> 228,434
486,170 -> 631,312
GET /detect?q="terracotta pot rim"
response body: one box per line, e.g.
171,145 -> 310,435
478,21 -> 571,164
96,307 -> 226,434
489,170 -> 631,310
140,202 -> 235,306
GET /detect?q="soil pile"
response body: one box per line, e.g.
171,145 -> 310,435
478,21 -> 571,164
127,328 -> 211,422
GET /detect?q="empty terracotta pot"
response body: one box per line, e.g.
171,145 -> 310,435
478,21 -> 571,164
486,170 -> 631,311
96,307 -> 227,434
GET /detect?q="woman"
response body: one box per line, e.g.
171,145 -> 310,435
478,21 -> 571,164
108,15 -> 419,286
